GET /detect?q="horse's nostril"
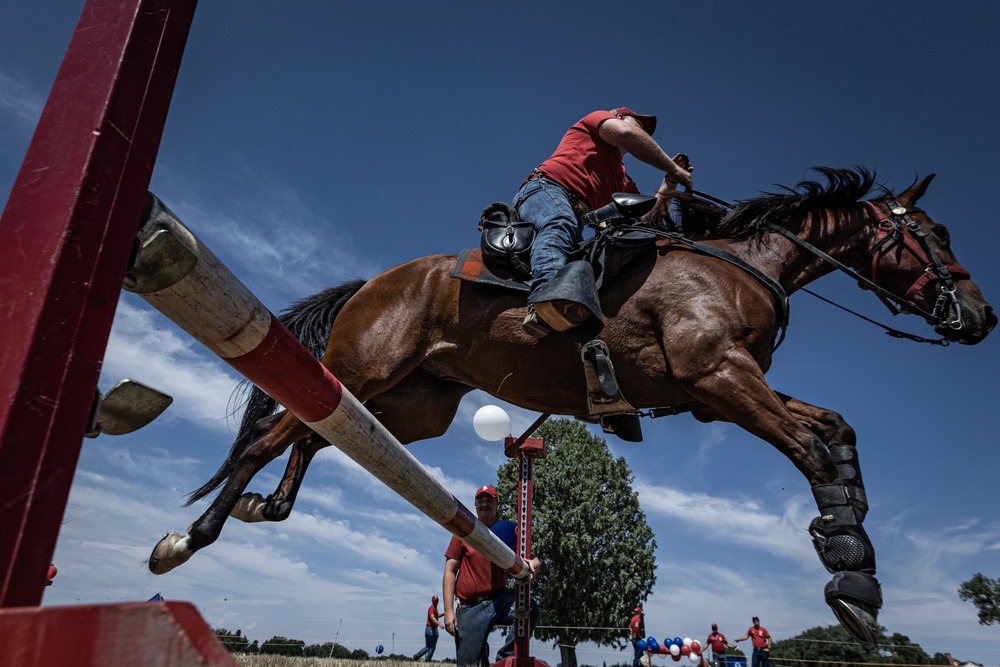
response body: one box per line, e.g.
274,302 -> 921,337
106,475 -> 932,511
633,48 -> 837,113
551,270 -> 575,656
985,306 -> 997,332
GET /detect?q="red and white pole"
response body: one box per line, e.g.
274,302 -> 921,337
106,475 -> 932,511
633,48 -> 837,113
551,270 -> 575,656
132,194 -> 530,579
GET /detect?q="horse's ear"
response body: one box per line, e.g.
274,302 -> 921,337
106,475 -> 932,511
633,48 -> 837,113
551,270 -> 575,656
897,173 -> 936,208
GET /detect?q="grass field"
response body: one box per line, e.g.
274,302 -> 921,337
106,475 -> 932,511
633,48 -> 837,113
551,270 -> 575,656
234,659 -> 428,667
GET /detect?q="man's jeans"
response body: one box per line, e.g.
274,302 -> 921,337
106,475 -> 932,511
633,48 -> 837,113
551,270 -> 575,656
632,639 -> 644,667
414,626 -> 439,661
752,647 -> 769,667
454,589 -> 539,667
513,176 -> 582,298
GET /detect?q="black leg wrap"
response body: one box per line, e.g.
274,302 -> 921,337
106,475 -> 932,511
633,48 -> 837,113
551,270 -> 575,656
825,571 -> 882,650
830,445 -> 868,521
809,484 -> 876,574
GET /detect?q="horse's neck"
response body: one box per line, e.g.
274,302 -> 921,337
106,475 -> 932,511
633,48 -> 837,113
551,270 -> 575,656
761,205 -> 875,293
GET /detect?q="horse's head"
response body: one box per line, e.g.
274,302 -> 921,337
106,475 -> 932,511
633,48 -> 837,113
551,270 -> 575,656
866,175 -> 996,344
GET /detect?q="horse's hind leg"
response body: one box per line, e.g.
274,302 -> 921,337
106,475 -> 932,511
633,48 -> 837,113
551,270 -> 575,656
230,433 -> 325,523
149,410 -> 310,574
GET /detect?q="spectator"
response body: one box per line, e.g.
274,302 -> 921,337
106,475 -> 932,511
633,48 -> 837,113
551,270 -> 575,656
705,622 -> 736,667
413,594 -> 444,661
735,616 -> 771,667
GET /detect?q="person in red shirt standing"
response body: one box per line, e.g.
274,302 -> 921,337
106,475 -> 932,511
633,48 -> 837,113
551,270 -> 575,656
514,107 -> 693,338
442,484 -> 540,667
705,622 -> 736,667
629,606 -> 646,667
413,594 -> 444,661
734,616 -> 771,667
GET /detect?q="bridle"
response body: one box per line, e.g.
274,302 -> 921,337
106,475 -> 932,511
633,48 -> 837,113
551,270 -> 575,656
857,200 -> 969,329
688,189 -> 971,344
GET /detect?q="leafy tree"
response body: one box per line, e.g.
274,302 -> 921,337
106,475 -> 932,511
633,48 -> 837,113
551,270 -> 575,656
497,419 -> 656,667
259,635 -> 305,656
329,642 -> 354,658
931,653 -> 953,665
304,642 -> 335,657
213,628 -> 250,654
885,633 -> 930,665
958,573 -> 1000,625
349,648 -> 370,660
772,624 -> 884,667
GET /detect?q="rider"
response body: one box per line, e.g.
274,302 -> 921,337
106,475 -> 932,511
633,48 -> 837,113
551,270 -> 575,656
514,107 -> 693,337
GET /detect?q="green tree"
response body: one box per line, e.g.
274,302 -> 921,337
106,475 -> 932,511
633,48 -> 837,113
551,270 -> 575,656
304,642 -> 335,657
213,628 -> 250,654
259,635 -> 305,656
885,633 -> 930,665
958,573 -> 1000,625
772,624 -> 884,667
497,419 -> 656,667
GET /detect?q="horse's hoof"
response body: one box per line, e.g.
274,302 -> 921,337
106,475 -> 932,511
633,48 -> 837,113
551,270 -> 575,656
149,532 -> 193,574
231,492 -> 269,523
824,571 -> 882,649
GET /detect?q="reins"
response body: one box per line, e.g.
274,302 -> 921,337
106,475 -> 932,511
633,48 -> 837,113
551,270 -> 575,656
685,189 -> 961,346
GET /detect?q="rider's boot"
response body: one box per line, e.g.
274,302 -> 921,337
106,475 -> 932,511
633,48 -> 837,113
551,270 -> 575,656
528,261 -> 604,334
810,483 -> 881,649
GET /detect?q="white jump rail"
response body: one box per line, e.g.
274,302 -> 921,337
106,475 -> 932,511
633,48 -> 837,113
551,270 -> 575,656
130,193 -> 529,579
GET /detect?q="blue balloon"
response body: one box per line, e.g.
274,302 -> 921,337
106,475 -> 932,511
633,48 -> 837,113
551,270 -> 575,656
647,637 -> 660,652
375,645 -> 384,655
491,520 -> 518,552
674,638 -> 683,648
664,638 -> 675,648
637,640 -> 648,651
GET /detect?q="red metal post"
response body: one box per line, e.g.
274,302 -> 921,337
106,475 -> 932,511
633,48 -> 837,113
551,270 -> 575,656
0,0 -> 197,606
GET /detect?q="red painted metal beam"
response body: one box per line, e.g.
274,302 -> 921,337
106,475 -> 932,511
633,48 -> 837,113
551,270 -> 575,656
0,0 -> 197,606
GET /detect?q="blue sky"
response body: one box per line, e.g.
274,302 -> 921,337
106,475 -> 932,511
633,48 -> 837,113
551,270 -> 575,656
3,1 -> 999,665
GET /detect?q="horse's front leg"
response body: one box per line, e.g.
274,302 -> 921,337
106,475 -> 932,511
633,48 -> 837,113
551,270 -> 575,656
680,350 -> 880,647
230,432 -> 325,523
148,410 -> 311,574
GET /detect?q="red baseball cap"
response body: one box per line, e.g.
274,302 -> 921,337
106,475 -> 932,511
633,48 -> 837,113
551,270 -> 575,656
476,484 -> 497,499
613,107 -> 657,136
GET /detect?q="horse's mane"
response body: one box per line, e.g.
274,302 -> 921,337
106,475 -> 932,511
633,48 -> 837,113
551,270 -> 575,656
675,166 -> 891,241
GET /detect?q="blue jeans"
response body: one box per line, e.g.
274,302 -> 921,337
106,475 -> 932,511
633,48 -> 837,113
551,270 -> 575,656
752,648 -> 769,667
454,590 -> 539,667
632,639 -> 644,667
513,176 -> 583,298
414,626 -> 439,661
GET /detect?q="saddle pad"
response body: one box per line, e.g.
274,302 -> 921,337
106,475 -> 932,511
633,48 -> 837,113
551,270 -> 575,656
451,248 -> 530,294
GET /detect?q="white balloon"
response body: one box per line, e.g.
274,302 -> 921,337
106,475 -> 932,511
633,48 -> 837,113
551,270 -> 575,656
683,638 -> 693,646
473,405 -> 511,441
670,645 -> 680,656
688,654 -> 701,665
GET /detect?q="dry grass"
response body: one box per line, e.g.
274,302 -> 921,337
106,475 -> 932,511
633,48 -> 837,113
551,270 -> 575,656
234,658 -> 422,667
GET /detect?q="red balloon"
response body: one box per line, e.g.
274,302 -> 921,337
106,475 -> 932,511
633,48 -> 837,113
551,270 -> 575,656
659,645 -> 668,655
672,655 -> 682,662
691,642 -> 701,653
46,564 -> 58,586
680,645 -> 691,656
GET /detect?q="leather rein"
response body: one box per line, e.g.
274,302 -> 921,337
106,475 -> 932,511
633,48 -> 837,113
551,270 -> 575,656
689,190 -> 970,346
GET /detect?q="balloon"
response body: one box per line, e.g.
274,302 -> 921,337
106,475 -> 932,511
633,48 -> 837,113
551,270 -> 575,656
689,654 -> 701,665
375,645 -> 384,655
490,520 -> 518,551
681,646 -> 691,656
691,641 -> 701,653
638,640 -> 648,651
683,638 -> 693,646
674,638 -> 683,648
659,645 -> 668,655
672,655 -> 682,662
670,645 -> 680,656
647,638 -> 660,652
473,405 -> 511,440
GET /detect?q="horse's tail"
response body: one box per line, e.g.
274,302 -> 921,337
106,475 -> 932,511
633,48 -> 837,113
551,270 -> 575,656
186,279 -> 368,505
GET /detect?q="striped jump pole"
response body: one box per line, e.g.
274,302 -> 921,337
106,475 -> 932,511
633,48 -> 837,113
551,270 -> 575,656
128,193 -> 530,580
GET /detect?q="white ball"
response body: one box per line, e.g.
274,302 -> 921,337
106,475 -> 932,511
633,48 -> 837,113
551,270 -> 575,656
688,653 -> 700,665
473,405 -> 511,441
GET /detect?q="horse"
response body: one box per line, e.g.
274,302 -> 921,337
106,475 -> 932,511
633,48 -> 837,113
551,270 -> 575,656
148,167 -> 994,648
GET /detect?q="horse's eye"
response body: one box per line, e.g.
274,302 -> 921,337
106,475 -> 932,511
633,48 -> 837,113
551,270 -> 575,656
932,225 -> 951,245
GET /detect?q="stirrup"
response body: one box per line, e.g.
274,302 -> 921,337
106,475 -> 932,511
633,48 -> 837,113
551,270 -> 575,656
825,571 -> 881,649
583,339 -> 618,396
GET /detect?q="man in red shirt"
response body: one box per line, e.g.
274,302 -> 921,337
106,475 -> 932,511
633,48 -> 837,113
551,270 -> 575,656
735,616 -> 771,667
442,484 -> 540,667
514,107 -> 693,337
629,606 -> 646,667
705,622 -> 736,667
413,594 -> 444,661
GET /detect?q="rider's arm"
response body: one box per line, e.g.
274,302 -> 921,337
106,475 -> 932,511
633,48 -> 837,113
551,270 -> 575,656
598,117 -> 692,188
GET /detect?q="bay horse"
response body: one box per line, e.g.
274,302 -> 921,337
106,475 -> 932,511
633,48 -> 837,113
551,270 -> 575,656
149,167 -> 994,648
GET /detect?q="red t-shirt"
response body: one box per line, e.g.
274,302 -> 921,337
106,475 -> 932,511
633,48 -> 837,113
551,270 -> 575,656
536,110 -> 640,210
425,604 -> 441,627
745,627 -> 770,648
445,535 -> 507,601
707,632 -> 728,653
